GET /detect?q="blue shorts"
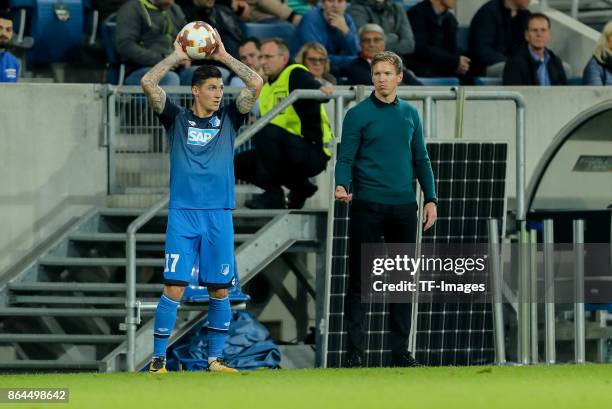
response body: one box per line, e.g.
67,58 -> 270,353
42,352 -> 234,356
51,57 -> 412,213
163,209 -> 235,288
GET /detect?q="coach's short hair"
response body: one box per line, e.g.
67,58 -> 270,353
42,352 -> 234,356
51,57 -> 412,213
192,64 -> 223,87
371,51 -> 403,74
260,37 -> 290,56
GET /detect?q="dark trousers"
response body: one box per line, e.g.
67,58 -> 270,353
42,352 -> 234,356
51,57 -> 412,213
345,199 -> 418,355
234,124 -> 329,195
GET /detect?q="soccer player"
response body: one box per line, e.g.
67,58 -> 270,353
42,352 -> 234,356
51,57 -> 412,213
335,51 -> 437,368
141,31 -> 263,373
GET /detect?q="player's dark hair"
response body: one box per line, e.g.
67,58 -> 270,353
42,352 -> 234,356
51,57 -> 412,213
191,64 -> 223,87
239,37 -> 261,50
0,10 -> 13,22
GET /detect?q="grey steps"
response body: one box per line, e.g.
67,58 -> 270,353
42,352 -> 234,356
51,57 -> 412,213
98,208 -> 289,218
11,295 -> 159,305
8,282 -> 163,292
0,360 -> 102,371
39,257 -> 162,267
0,334 -> 125,343
0,308 -> 146,317
0,305 -> 208,317
69,232 -> 253,243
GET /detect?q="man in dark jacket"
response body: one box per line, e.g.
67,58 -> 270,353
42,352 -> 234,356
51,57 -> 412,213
343,23 -> 421,85
407,0 -> 470,78
503,13 -> 567,85
469,0 -> 531,76
116,0 -> 193,85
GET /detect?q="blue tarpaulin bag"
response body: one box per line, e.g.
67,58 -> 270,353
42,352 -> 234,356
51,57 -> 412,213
167,310 -> 281,371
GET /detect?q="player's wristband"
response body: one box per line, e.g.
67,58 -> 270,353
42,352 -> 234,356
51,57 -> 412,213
424,198 -> 438,205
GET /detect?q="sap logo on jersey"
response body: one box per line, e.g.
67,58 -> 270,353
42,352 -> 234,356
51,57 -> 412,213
187,127 -> 219,146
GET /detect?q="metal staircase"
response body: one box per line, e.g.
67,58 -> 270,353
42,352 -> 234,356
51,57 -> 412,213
0,206 -> 326,373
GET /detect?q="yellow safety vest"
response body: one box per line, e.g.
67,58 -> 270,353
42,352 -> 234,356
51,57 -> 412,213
259,64 -> 332,157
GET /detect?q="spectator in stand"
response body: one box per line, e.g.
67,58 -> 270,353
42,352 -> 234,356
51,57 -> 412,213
116,0 -> 197,86
287,0 -> 317,16
229,37 -> 264,116
407,0 -> 470,78
290,0 -> 360,71
469,0 -> 531,77
583,20 -> 612,85
296,42 -> 336,85
183,0 -> 244,59
0,10 -> 19,83
215,0 -> 302,25
343,24 -> 421,86
503,13 -> 566,85
348,0 -> 415,61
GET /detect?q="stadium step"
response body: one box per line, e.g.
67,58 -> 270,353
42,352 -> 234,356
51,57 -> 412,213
0,305 -> 206,317
10,295 -> 159,305
0,334 -> 125,343
39,256 -> 162,267
8,282 -> 163,292
68,232 -> 253,244
0,360 -> 103,372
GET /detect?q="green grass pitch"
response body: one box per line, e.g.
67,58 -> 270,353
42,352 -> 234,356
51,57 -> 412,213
1,365 -> 611,409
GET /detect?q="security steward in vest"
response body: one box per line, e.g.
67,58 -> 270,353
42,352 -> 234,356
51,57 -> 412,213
234,38 -> 334,209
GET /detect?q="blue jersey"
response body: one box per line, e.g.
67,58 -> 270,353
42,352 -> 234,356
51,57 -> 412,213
157,96 -> 247,210
0,51 -> 20,83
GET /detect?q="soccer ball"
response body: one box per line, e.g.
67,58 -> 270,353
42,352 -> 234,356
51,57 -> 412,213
177,21 -> 218,60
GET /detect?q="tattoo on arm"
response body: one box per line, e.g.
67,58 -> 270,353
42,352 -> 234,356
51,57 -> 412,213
140,54 -> 182,114
222,55 -> 263,114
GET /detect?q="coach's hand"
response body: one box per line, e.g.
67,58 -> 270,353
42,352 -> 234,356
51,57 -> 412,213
423,202 -> 437,231
335,186 -> 352,203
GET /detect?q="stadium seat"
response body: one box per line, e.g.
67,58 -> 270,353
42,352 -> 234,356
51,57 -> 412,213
417,76 -> 460,86
474,76 -> 503,86
241,20 -> 295,45
10,0 -> 83,64
567,76 -> 582,85
456,26 -> 469,54
99,13 -> 124,85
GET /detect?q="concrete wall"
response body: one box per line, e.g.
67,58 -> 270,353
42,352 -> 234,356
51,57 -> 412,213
0,84 -> 107,278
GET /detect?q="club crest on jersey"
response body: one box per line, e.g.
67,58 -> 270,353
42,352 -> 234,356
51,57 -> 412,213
187,127 -> 219,146
209,115 -> 221,128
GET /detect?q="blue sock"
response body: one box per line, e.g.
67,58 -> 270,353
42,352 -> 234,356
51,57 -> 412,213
207,295 -> 231,362
153,294 -> 180,358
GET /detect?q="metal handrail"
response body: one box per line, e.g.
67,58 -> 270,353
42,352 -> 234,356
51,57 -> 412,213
125,194 -> 169,372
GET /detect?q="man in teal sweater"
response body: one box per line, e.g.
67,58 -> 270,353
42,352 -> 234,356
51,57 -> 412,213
335,51 -> 437,368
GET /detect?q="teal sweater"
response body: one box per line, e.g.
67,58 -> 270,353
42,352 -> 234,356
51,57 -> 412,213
335,93 -> 437,205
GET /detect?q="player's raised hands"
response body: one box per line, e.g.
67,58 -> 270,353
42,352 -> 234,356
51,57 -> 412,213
173,34 -> 190,63
208,29 -> 229,62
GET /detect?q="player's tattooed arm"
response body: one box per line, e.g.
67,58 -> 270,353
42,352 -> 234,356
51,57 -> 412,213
141,38 -> 190,114
210,31 -> 263,114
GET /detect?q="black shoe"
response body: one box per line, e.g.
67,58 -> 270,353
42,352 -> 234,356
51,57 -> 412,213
287,183 -> 318,209
245,188 -> 285,209
391,350 -> 422,367
345,350 -> 363,368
